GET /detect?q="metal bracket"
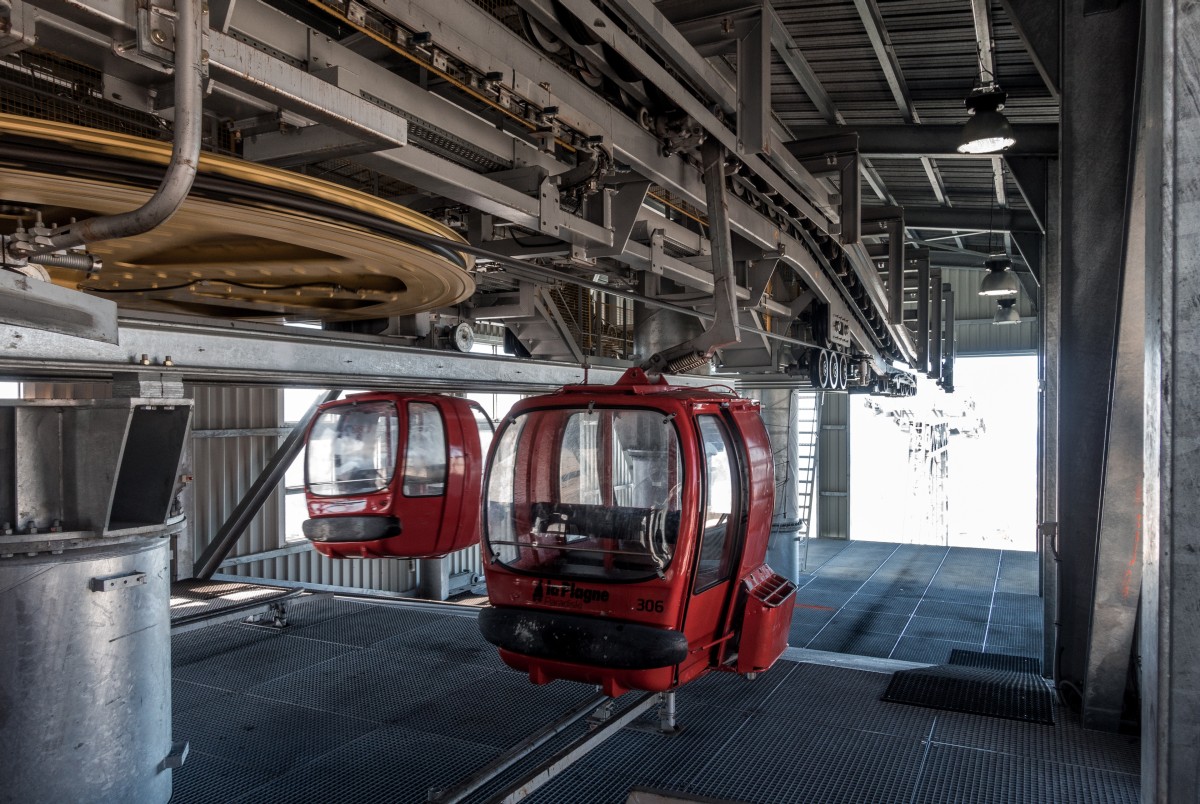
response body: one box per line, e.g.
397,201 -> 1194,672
136,0 -> 180,66
827,308 -> 851,348
649,229 -> 666,276
744,257 -> 780,309
538,176 -> 563,238
790,133 -> 862,244
90,572 -> 147,592
243,600 -> 290,629
158,741 -> 189,772
586,180 -> 650,258
735,4 -> 770,156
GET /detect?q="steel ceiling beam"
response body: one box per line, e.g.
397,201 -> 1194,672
851,0 -> 918,124
766,5 -> 843,125
786,125 -> 1059,158
901,207 -> 1042,234
998,0 -> 1060,99
0,313 -> 640,390
850,0 -> 959,258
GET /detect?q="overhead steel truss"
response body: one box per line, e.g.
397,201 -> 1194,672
0,0 -> 937,383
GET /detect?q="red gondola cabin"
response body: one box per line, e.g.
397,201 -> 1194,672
478,368 -> 797,697
303,393 -> 493,559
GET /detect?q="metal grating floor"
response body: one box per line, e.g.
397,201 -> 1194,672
172,580 -> 1137,804
791,541 -> 1045,668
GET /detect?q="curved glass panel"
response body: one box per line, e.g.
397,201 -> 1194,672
307,400 -> 399,496
695,415 -> 739,590
402,402 -> 447,497
485,408 -> 682,582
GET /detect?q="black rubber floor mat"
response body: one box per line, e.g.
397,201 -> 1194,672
948,648 -> 1041,674
881,664 -> 1055,724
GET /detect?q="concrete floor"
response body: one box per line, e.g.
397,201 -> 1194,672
171,542 -> 1135,804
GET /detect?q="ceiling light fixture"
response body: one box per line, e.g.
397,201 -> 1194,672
979,254 -> 1020,297
993,297 -> 1021,325
958,83 -> 1016,154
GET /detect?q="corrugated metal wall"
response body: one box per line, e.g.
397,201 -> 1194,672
940,267 -> 1036,322
940,267 -> 1038,356
817,392 -> 850,539
954,318 -> 1039,355
190,386 -> 285,564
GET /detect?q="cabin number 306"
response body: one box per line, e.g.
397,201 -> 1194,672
635,598 -> 664,613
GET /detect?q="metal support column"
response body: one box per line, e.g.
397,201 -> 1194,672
192,389 -> 340,578
1040,159 -> 1061,679
887,218 -> 905,326
941,283 -> 955,392
916,254 -> 931,374
929,268 -> 943,381
1082,94 -> 1148,731
418,557 -> 451,601
1056,0 -> 1142,702
1142,0 -> 1200,796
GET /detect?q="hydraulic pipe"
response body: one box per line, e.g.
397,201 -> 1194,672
24,0 -> 203,257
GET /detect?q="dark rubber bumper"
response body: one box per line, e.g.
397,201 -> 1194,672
302,516 -> 401,543
479,606 -> 689,670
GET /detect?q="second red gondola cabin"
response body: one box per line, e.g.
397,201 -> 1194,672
303,392 -> 493,559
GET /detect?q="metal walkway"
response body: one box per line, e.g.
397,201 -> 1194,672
792,541 -> 1043,667
171,548 -> 1134,804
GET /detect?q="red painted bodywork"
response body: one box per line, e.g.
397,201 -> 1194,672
304,392 -> 489,559
480,368 -> 797,695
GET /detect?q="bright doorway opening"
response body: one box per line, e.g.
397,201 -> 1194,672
849,355 -> 1038,550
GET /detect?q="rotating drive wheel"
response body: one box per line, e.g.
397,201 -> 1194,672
828,350 -> 840,390
0,115 -> 474,322
838,354 -> 850,391
818,350 -> 833,389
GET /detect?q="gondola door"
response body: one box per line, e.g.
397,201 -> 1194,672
677,411 -> 746,681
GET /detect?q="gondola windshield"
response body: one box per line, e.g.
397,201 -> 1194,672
485,407 -> 682,582
307,400 -> 399,496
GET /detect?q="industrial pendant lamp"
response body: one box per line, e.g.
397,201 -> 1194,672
957,83 -> 1016,154
958,12 -> 1015,155
979,254 -> 1020,296
993,297 -> 1020,325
